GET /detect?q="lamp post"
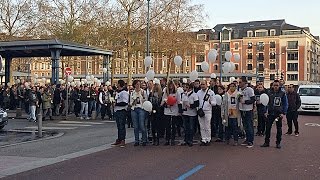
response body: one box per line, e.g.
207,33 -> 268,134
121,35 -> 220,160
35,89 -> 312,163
219,27 -> 232,83
146,0 -> 150,57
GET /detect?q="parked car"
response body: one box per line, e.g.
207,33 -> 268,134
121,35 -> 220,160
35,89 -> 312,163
298,84 -> 320,113
0,108 -> 8,130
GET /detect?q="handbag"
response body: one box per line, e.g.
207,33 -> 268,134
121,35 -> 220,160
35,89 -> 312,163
197,89 -> 209,118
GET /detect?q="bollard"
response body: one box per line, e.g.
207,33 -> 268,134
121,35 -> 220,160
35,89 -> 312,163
16,108 -> 22,117
37,112 -> 43,138
91,111 -> 97,120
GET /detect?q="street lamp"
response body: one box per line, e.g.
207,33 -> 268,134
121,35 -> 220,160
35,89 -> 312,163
219,27 -> 232,83
146,0 -> 151,57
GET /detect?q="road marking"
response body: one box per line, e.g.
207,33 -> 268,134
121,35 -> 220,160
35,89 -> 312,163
176,165 -> 205,180
100,120 -> 116,123
305,123 -> 320,127
53,124 -> 92,127
25,126 -> 77,130
58,121 -> 104,125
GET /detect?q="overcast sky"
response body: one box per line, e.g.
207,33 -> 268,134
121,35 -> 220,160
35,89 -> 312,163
193,0 -> 320,36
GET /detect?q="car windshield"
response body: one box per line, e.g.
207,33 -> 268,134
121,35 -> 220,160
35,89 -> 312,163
299,88 -> 320,96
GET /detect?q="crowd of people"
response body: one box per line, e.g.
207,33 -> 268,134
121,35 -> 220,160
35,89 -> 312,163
0,76 -> 301,149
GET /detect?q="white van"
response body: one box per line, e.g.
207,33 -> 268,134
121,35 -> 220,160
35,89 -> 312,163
297,84 -> 320,113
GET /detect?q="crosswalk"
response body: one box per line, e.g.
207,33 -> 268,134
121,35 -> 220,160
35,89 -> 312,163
24,120 -> 115,131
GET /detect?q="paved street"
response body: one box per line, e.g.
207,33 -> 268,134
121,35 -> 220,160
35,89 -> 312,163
1,114 -> 320,180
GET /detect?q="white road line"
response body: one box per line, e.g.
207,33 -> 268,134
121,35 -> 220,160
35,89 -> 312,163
51,124 -> 92,127
25,126 -> 77,130
100,120 -> 116,123
58,121 -> 104,125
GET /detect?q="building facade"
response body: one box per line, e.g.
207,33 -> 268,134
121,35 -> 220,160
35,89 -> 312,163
196,19 -> 320,85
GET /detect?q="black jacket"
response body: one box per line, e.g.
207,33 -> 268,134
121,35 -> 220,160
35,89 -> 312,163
287,91 -> 301,112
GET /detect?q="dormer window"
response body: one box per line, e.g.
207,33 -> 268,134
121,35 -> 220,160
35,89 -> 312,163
255,29 -> 268,37
197,34 -> 207,41
247,31 -> 253,37
270,29 -> 276,36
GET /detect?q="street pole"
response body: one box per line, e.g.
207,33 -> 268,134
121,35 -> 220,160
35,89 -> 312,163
65,75 -> 69,120
219,31 -> 223,84
146,0 -> 150,57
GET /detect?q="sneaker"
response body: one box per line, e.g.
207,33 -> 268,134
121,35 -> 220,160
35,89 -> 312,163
141,142 -> 147,146
233,142 -> 238,146
188,143 -> 193,147
119,140 -> 125,148
85,117 -> 90,120
225,140 -> 230,145
285,132 -> 292,135
205,142 -> 210,146
260,143 -> 270,147
111,140 -> 121,146
246,143 -> 254,148
241,141 -> 248,146
180,142 -> 187,146
295,133 -> 299,137
276,144 -> 281,149
200,142 -> 206,146
80,117 -> 84,120
215,138 -> 223,142
164,141 -> 170,146
134,142 -> 139,146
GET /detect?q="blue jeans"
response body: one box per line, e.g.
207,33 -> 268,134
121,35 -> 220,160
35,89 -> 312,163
225,118 -> 239,142
114,110 -> 127,141
88,100 -> 96,116
80,102 -> 88,118
240,110 -> 254,143
182,115 -> 196,144
131,108 -> 147,143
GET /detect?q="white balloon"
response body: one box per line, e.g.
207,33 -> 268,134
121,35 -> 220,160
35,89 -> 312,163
144,56 -> 153,67
67,76 -> 74,82
71,82 -> 75,87
189,70 -> 198,82
174,56 -> 183,66
106,81 -> 111,86
94,78 -> 98,83
33,74 -> 38,79
201,61 -> 209,72
7,82 -> 11,87
234,53 -> 241,62
260,93 -> 269,106
102,68 -> 108,73
144,77 -> 149,83
146,70 -> 155,81
84,79 -> 88,84
230,62 -> 236,73
90,75 -> 94,81
42,78 -> 46,82
230,77 -> 236,82
225,51 -> 233,61
182,78 -> 188,84
154,78 -> 160,85
15,79 -> 20,84
222,62 -> 232,73
210,73 -> 217,79
142,101 -> 153,112
24,82 -> 29,88
86,75 -> 91,81
76,81 -> 81,86
214,95 -> 222,106
61,80 -> 65,84
208,50 -> 217,63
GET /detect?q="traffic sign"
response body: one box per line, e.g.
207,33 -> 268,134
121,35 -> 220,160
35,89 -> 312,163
65,67 -> 72,75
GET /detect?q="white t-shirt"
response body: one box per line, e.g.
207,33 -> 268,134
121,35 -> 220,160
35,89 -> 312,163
239,86 -> 255,111
182,91 -> 198,116
162,88 -> 180,116
130,89 -> 147,110
197,88 -> 216,111
114,90 -> 129,112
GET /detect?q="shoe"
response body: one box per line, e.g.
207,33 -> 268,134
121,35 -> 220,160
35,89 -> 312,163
142,142 -> 147,146
119,140 -> 125,148
276,144 -> 281,149
205,142 -> 210,146
295,133 -> 299,137
260,134 -> 264,137
171,140 -> 175,146
200,142 -> 206,146
285,132 -> 292,135
111,140 -> 121,146
255,133 -> 261,136
85,117 -> 90,120
215,138 -> 223,142
80,117 -> 84,120
241,141 -> 248,146
233,142 -> 238,146
225,140 -> 230,145
188,143 -> 193,147
180,142 -> 187,146
134,142 -> 139,146
260,143 -> 270,147
246,143 -> 254,148
164,141 -> 170,146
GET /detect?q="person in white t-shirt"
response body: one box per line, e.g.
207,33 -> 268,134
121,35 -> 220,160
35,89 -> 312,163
197,80 -> 216,146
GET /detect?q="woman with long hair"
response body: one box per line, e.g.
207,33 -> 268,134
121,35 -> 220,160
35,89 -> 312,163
148,81 -> 163,145
161,80 -> 181,146
130,80 -> 148,146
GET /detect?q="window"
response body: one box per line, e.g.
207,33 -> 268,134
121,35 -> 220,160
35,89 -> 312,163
258,64 -> 264,71
222,30 -> 230,40
235,64 -> 239,70
132,60 -> 135,68
186,59 -> 190,67
247,64 -> 253,70
270,30 -> 276,36
258,53 -> 264,61
34,63 -> 38,70
221,43 -> 230,51
248,42 -> 253,49
287,52 -> 298,60
41,63 -> 45,70
288,41 -> 298,49
270,42 -> 276,48
282,30 -> 302,35
270,74 -> 275,80
257,42 -> 264,51
248,77 -> 253,81
235,43 -> 239,50
41,73 -> 45,76
255,30 -> 268,37
47,63 -> 50,69
214,44 -> 218,49
287,74 -> 298,81
247,31 -> 253,37
287,63 -> 298,71
47,73 -> 50,76
196,65 -> 203,72
88,62 -> 92,69
247,53 -> 253,59
138,60 -> 142,68
162,58 -> 167,68
214,65 -> 218,71
196,55 -> 205,63
77,62 -> 80,68
197,34 -> 207,41
270,63 -> 276,70
270,53 -> 276,59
